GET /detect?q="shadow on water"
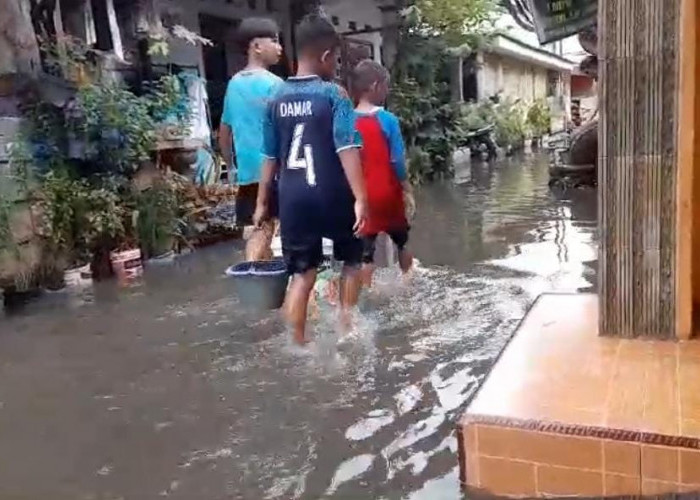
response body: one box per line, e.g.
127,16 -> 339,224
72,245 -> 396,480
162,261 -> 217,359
0,154 -> 597,499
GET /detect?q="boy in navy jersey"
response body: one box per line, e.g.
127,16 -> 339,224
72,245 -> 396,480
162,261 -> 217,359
254,13 -> 368,344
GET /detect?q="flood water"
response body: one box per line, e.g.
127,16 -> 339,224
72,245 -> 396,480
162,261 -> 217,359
0,155 -> 597,500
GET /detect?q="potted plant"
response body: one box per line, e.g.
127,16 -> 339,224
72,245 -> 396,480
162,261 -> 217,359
133,178 -> 183,261
527,99 -> 552,149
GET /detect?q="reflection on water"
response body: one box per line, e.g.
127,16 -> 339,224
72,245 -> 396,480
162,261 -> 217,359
0,155 -> 597,499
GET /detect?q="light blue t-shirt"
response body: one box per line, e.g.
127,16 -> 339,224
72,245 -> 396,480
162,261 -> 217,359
221,69 -> 282,185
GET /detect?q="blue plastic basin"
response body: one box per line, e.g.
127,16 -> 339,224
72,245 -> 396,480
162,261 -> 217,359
225,259 -> 289,310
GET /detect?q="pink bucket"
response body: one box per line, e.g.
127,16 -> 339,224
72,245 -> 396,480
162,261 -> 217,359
110,249 -> 143,283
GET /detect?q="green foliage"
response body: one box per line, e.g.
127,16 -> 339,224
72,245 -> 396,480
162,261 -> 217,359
0,199 -> 14,253
133,180 -> 182,258
38,34 -> 91,80
39,172 -> 125,266
390,33 -> 461,182
146,75 -> 188,122
389,0 -> 499,182
459,98 -> 530,151
493,98 -> 528,150
408,0 -> 501,48
526,99 -> 552,138
69,83 -> 157,175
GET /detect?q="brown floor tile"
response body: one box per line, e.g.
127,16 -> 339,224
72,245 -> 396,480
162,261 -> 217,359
679,483 -> 700,493
680,449 -> 700,484
679,340 -> 700,360
465,450 -> 479,488
605,474 -> 640,496
463,423 -> 477,454
462,423 -> 479,487
642,351 -> 680,436
641,445 -> 680,482
681,419 -> 700,438
537,465 -> 604,497
604,440 -> 640,476
642,479 -> 681,495
478,456 -> 536,497
477,425 -> 603,470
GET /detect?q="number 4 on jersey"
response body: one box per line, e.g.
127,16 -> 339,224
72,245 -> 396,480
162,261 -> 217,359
288,123 -> 316,186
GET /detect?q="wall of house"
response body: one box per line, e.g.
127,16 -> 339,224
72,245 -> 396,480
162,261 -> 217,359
151,0 -> 385,76
321,0 -> 383,63
155,0 -> 294,76
479,52 -> 551,103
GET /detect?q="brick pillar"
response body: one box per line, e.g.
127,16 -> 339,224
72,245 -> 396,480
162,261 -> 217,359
598,0 -> 691,338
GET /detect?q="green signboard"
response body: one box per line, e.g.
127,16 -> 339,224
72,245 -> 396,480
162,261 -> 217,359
527,0 -> 597,44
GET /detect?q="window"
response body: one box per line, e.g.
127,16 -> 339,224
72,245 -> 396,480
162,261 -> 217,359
348,21 -> 357,31
248,0 -> 256,10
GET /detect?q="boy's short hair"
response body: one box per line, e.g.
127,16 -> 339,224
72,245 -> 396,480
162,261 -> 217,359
237,17 -> 279,52
351,59 -> 390,96
295,12 -> 340,55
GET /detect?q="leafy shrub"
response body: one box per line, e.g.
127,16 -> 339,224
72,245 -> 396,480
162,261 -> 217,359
133,179 -> 183,258
527,99 -> 552,138
39,171 -> 125,267
68,83 -> 157,175
493,99 -> 528,150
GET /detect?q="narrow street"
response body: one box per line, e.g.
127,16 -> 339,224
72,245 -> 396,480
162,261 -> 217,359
0,155 -> 597,499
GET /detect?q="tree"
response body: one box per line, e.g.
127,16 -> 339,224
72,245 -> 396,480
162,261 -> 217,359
0,0 -> 41,76
408,0 -> 501,49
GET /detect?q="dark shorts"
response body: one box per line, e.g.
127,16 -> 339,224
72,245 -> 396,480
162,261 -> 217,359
235,182 -> 278,227
283,233 -> 363,275
362,228 -> 410,264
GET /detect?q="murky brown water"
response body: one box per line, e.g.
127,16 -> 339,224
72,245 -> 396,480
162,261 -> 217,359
0,155 -> 597,500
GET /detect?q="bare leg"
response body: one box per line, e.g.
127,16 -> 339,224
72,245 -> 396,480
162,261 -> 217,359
398,248 -> 413,274
360,263 -> 375,288
339,265 -> 362,331
283,269 -> 317,345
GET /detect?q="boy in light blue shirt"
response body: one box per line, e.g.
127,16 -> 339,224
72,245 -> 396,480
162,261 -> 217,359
218,17 -> 283,261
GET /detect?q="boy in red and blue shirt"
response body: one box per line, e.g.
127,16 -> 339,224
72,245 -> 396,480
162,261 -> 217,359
351,60 -> 415,286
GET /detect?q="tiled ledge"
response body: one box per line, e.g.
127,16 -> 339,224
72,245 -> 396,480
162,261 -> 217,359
458,293 -> 700,498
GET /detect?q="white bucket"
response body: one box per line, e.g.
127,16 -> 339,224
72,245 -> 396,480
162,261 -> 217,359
64,264 -> 92,289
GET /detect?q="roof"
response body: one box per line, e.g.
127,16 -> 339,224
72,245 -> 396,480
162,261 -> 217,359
483,33 -> 577,72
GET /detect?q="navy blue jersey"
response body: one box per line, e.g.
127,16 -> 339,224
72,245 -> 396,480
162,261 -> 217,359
262,76 -> 361,239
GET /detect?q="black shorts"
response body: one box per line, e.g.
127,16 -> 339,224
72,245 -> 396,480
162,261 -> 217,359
283,233 -> 363,275
235,182 -> 278,227
362,228 -> 410,264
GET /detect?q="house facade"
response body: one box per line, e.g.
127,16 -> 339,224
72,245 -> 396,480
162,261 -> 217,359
453,14 -> 579,130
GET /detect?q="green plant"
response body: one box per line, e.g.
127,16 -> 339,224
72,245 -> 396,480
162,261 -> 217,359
145,75 -> 192,136
407,0 -> 500,48
38,34 -> 91,80
388,0 -> 499,182
39,172 -> 125,267
69,83 -> 156,175
133,180 -> 182,258
527,99 -> 552,138
492,98 -> 528,151
0,199 -> 14,253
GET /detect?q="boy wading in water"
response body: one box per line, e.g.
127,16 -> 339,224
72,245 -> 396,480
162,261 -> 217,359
254,13 -> 368,345
219,18 -> 283,261
351,60 -> 415,286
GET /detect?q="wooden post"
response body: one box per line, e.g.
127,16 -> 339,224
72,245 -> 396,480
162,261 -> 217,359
598,0 -> 682,339
676,0 -> 697,340
105,0 -> 124,60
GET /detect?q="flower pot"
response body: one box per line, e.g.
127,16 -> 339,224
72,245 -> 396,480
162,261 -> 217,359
110,249 -> 143,284
64,264 -> 93,289
147,250 -> 176,266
